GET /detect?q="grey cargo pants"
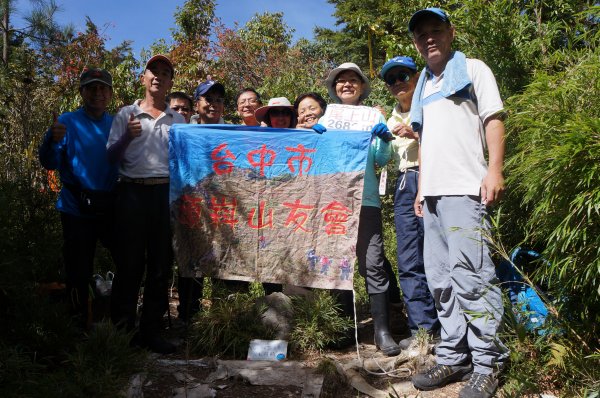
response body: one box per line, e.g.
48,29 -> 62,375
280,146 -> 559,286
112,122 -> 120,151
423,195 -> 507,375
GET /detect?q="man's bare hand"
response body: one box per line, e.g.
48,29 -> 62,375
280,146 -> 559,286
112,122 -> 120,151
481,170 -> 505,206
414,194 -> 424,217
127,113 -> 142,138
391,123 -> 419,140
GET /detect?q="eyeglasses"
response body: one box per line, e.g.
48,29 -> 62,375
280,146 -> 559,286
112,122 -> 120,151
200,96 -> 224,104
335,78 -> 361,86
171,106 -> 191,112
237,98 -> 259,106
384,72 -> 412,86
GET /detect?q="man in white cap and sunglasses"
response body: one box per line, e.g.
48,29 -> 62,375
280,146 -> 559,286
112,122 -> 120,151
407,8 -> 508,398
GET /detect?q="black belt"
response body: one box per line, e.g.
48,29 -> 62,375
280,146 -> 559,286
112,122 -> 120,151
119,176 -> 170,185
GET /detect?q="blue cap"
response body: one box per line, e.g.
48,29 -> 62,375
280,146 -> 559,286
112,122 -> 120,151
194,80 -> 225,100
408,8 -> 450,32
379,56 -> 418,79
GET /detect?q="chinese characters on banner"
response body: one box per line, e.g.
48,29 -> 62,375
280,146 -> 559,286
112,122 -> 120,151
319,104 -> 384,132
169,124 -> 371,290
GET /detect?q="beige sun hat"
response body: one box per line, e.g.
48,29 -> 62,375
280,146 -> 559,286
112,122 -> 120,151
254,97 -> 297,125
324,62 -> 371,103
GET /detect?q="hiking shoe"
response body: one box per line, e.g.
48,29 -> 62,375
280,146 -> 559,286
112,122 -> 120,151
398,335 -> 415,350
458,372 -> 498,398
412,363 -> 473,391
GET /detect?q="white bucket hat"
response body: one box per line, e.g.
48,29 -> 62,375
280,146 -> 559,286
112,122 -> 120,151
254,97 -> 297,125
324,62 -> 371,103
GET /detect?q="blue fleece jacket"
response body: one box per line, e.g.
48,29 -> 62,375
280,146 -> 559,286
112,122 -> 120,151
39,108 -> 118,216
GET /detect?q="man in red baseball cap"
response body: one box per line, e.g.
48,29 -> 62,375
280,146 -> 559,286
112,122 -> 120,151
107,54 -> 184,354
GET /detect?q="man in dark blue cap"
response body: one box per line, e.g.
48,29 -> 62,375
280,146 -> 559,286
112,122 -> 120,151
191,79 -> 256,297
380,55 -> 440,350
192,79 -> 225,124
408,8 -> 508,398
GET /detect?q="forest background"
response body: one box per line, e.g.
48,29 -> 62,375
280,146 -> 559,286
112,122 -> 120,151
0,0 -> 598,397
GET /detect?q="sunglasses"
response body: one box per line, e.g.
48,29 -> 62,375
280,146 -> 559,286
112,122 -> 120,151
200,96 -> 224,104
384,72 -> 412,86
171,106 -> 191,112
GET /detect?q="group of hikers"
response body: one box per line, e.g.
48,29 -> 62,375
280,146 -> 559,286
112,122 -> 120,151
39,8 -> 507,398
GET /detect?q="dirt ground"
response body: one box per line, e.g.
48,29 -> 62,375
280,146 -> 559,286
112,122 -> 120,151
126,292 -> 470,398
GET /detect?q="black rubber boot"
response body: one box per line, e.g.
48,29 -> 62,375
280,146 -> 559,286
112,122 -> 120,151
328,289 -> 355,349
370,293 -> 401,356
177,276 -> 203,322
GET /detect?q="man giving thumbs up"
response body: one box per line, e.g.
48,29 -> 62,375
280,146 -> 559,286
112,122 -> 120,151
106,55 -> 185,354
38,68 -> 118,329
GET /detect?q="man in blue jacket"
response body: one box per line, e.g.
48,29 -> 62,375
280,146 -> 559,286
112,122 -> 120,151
39,68 -> 117,329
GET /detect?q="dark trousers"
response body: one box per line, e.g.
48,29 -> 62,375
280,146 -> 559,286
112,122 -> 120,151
60,211 -> 114,327
177,275 -> 202,321
383,256 -> 402,303
110,182 -> 172,334
356,206 -> 389,294
393,169 -> 438,332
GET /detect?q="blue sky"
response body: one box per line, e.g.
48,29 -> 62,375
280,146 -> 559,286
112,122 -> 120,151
14,0 -> 338,56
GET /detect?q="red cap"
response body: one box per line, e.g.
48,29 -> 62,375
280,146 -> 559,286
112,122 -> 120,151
145,54 -> 174,77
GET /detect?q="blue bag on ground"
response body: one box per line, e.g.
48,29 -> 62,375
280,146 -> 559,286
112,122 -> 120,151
496,247 -> 549,334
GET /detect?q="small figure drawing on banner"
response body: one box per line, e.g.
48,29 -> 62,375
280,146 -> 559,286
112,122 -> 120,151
320,256 -> 331,275
258,234 -> 270,249
339,257 -> 351,280
307,249 -> 319,272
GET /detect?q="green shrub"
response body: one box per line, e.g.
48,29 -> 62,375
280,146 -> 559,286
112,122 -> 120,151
500,328 -> 600,397
289,290 -> 354,353
503,47 -> 600,343
189,292 -> 275,358
0,180 -> 62,285
0,180 -> 145,398
63,322 -> 147,397
0,344 -> 46,398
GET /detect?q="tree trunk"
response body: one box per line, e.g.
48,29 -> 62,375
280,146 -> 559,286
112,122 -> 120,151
2,0 -> 8,65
